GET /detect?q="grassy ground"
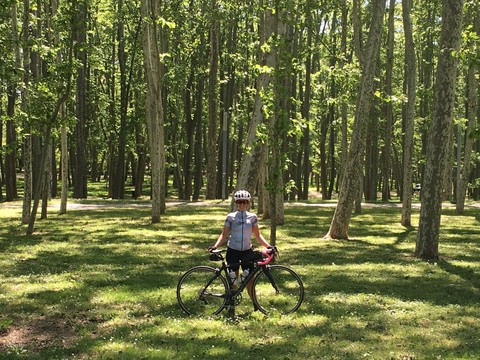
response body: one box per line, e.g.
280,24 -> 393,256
0,198 -> 479,359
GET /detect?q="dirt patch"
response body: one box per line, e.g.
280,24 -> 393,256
0,315 -> 77,352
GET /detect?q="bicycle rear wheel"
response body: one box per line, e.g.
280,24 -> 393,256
177,266 -> 228,316
253,264 -> 304,315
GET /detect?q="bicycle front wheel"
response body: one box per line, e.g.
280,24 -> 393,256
177,266 -> 228,316
253,264 -> 304,315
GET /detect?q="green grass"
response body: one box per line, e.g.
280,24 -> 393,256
0,199 -> 479,359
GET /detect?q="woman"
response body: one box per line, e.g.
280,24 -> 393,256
208,190 -> 271,309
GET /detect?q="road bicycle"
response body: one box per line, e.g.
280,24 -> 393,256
176,247 -> 304,317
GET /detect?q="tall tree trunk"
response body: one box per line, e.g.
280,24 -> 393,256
112,0 -> 128,199
5,2 -> 20,201
418,5 -> 437,201
269,4 -> 289,241
382,0 -> 395,201
325,0 -> 386,240
193,71 -> 204,202
0,111 -> 3,203
235,0 -> 274,204
134,78 -> 146,199
60,125 -> 68,214
339,0 -> 349,190
41,139 -> 52,219
415,0 -> 464,260
300,11 -> 313,201
73,0 -> 88,199
352,0 -> 365,214
401,0 -> 417,227
184,65 -> 195,200
456,9 -> 479,214
364,105 -> 379,202
21,0 -> 32,224
141,0 -> 166,223
206,7 -> 219,199
5,89 -> 17,201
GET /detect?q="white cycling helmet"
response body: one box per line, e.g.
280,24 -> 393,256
233,190 -> 251,202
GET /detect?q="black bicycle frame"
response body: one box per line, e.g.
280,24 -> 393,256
210,259 -> 275,306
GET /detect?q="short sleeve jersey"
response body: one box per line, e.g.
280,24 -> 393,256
224,210 -> 258,251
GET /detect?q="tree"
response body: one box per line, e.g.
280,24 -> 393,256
400,0 -> 417,227
456,7 -> 479,214
381,0 -> 396,202
21,0 -> 32,225
4,1 -> 20,202
26,0 -> 75,234
73,0 -> 88,199
205,2 -> 219,200
324,0 -> 386,239
141,0 -> 166,223
235,0 -> 275,203
415,0 -> 465,260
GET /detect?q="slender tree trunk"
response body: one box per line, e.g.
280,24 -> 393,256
5,2 -> 20,201
73,0 -> 88,199
416,0 -> 464,260
401,0 -> 416,227
5,89 -> 17,201
112,0 -> 128,199
0,112 -> 3,203
141,0 -> 166,223
21,0 -> 32,224
206,8 -> 219,199
382,0 -> 395,201
60,125 -> 68,214
364,106 -> 379,202
325,0 -> 386,240
456,10 -> 479,213
352,0 -> 365,214
184,65 -> 195,200
134,84 -> 146,200
41,139 -> 52,219
269,5 -> 290,241
300,12 -> 313,201
339,0 -> 349,190
193,71 -> 204,202
235,0 -> 274,204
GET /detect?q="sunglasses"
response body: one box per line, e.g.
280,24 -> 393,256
236,200 -> 249,205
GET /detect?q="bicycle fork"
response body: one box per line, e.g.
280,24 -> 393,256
263,266 -> 280,294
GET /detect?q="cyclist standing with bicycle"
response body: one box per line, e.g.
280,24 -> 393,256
208,190 -> 272,309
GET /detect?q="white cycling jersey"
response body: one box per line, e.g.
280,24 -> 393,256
224,210 -> 258,251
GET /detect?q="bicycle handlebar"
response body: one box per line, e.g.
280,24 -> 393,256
210,248 -> 275,266
257,249 -> 275,266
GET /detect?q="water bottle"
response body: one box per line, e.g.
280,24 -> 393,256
229,271 -> 237,286
240,269 -> 249,284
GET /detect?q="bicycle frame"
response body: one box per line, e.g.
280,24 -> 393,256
206,249 -> 275,307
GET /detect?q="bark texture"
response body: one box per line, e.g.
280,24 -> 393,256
415,0 -> 464,260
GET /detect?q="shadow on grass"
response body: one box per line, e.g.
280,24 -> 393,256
1,203 -> 479,359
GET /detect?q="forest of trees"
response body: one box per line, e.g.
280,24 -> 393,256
0,0 -> 479,254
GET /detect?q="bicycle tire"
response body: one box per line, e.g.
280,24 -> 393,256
252,264 -> 304,315
177,266 -> 228,316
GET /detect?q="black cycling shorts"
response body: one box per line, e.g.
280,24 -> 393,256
226,247 -> 255,272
